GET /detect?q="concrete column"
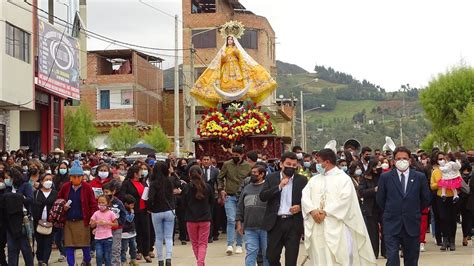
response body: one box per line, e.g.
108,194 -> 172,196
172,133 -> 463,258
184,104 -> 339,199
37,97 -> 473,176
9,110 -> 20,150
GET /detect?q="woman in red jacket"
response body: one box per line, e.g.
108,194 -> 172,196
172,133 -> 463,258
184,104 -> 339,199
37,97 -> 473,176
58,160 -> 98,266
89,164 -> 113,198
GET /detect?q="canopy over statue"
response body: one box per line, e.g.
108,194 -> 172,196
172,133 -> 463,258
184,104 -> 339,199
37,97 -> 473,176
190,21 -> 277,107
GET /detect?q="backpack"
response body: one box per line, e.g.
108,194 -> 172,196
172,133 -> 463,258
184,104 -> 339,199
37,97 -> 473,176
48,198 -> 67,228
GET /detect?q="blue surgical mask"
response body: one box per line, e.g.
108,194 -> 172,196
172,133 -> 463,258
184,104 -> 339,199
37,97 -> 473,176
4,178 -> 12,187
341,166 -> 348,172
303,162 -> 311,168
316,164 -> 326,175
141,170 -> 148,178
59,169 -> 67,175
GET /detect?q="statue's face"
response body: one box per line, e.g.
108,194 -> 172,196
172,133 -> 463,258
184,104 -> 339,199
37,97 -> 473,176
227,37 -> 234,46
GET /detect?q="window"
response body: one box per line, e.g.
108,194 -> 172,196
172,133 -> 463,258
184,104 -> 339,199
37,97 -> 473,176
192,29 -> 216,48
195,67 -> 206,80
191,0 -> 216,13
240,29 -> 258,49
5,23 -> 30,63
100,90 -> 110,109
121,89 -> 132,105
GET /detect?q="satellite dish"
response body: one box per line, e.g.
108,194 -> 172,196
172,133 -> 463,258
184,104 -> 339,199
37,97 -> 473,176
324,140 -> 337,153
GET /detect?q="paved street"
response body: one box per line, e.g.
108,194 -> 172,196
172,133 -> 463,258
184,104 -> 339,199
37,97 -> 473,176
42,225 -> 472,266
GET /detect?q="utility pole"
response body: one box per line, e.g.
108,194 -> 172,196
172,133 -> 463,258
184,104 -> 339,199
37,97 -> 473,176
190,43 -> 196,146
300,90 -> 305,151
291,93 -> 295,147
174,15 -> 180,157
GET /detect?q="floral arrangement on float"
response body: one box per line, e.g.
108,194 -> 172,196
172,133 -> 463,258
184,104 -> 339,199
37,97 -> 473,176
197,101 -> 274,141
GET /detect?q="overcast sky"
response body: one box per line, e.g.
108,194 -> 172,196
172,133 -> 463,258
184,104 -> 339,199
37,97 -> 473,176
83,0 -> 474,91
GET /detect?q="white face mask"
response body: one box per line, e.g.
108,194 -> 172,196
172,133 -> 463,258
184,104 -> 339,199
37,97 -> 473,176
395,159 -> 410,172
1,157 -> 6,161
355,169 -> 363,176
296,153 -> 303,160
54,155 -> 60,159
381,163 -> 390,170
438,160 -> 446,166
45,170 -> 52,174
43,180 -> 53,189
83,170 -> 90,176
98,171 -> 109,179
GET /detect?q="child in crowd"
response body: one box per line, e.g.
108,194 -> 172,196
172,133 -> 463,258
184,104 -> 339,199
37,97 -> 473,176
439,153 -> 463,203
103,180 -> 127,265
90,195 -> 118,266
121,194 -> 139,266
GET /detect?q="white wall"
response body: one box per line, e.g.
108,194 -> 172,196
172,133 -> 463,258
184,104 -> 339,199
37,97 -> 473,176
96,85 -> 134,110
0,0 -> 34,110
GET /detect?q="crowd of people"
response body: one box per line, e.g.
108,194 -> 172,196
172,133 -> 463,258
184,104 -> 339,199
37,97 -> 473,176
0,145 -> 472,266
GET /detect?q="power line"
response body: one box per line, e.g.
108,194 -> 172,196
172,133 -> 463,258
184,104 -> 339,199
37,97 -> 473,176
16,0 -> 189,52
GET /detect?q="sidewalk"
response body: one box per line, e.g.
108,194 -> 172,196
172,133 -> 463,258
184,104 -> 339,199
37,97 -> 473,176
40,225 -> 473,265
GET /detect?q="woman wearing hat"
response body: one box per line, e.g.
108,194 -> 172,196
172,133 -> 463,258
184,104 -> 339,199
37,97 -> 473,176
58,160 -> 98,266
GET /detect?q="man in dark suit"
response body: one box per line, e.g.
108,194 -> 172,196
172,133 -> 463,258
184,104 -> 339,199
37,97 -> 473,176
376,147 -> 431,266
259,152 -> 308,266
201,155 -> 220,242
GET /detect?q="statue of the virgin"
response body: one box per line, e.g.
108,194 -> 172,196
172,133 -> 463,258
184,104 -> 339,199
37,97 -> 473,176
190,21 -> 277,107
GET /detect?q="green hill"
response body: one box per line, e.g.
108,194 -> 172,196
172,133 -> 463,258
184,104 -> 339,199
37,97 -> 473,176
275,61 -> 430,150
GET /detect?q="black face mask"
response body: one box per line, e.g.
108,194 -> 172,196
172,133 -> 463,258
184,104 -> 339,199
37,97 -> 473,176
232,156 -> 240,164
29,168 -> 38,175
364,156 -> 371,162
283,167 -> 296,177
250,175 -> 260,183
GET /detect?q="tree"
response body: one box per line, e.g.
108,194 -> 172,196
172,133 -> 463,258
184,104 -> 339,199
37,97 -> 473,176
455,102 -> 474,149
143,125 -> 171,152
64,104 -> 97,151
419,66 -> 474,148
107,123 -> 140,151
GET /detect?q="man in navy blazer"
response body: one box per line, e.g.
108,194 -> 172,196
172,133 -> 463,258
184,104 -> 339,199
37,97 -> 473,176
376,147 -> 431,266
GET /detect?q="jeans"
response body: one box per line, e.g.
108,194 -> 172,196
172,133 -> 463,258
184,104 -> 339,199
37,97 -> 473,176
244,229 -> 269,266
35,232 -> 53,263
65,247 -> 91,266
224,196 -> 243,247
121,237 -> 137,262
54,228 -> 65,256
95,238 -> 113,266
111,229 -> 122,265
187,222 -> 210,266
6,231 -> 33,266
151,210 -> 175,260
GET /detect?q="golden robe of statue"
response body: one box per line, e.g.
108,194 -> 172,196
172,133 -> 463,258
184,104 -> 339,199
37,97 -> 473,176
190,35 -> 277,107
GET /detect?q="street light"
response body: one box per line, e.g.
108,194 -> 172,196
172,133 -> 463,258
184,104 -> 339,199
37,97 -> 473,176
301,103 -> 325,152
56,0 -> 71,32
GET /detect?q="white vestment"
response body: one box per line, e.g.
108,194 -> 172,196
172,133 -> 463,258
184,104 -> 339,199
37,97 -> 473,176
301,167 -> 376,266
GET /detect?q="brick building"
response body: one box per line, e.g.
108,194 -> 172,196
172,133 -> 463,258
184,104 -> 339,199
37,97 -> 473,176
78,49 -> 164,148
180,0 -> 293,150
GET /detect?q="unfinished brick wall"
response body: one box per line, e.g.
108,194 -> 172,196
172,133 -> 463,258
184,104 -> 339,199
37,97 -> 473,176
161,90 -> 184,137
182,0 -> 276,74
82,50 -> 165,130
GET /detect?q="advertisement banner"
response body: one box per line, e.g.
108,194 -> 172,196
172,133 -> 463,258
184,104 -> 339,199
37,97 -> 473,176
37,20 -> 80,100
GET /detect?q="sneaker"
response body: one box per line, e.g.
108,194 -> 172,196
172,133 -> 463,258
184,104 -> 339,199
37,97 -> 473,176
453,196 -> 460,204
226,245 -> 233,255
235,246 -> 243,254
58,255 -> 66,262
420,243 -> 425,252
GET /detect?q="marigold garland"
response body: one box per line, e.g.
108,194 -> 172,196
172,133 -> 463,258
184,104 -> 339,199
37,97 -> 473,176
197,102 -> 274,141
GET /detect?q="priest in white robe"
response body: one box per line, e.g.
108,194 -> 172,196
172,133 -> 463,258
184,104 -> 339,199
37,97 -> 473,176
302,148 -> 376,266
